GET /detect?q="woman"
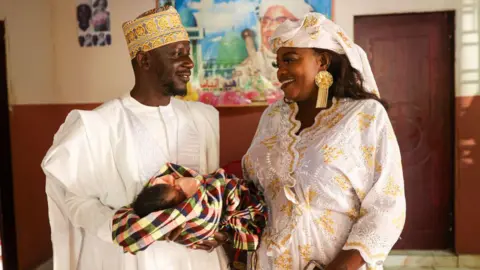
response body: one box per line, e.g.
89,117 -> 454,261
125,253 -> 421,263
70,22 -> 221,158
242,13 -> 406,270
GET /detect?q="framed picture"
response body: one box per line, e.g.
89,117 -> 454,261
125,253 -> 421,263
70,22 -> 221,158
157,0 -> 333,107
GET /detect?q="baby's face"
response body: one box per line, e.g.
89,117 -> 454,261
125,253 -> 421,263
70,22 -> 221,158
166,184 -> 187,205
175,177 -> 199,198
153,176 -> 198,203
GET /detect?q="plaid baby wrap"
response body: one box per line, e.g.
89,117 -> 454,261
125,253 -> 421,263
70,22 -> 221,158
112,163 -> 268,255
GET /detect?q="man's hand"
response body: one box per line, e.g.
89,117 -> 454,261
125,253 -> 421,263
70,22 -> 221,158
165,223 -> 185,242
189,232 -> 229,252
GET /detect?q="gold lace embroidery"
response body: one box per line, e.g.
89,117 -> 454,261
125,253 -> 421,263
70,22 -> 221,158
302,15 -> 319,29
358,112 -> 376,131
347,207 -> 358,221
355,188 -> 367,201
305,189 -> 318,209
267,178 -> 282,200
299,244 -> 313,262
315,210 -> 335,235
346,207 -> 367,221
337,31 -> 352,48
243,154 -> 254,178
383,176 -> 402,197
334,175 -> 350,190
260,135 -> 278,150
280,202 -> 293,217
359,208 -> 368,219
298,146 -> 308,162
268,105 -> 281,117
274,249 -> 293,270
326,113 -> 345,129
375,162 -> 382,173
322,145 -> 344,164
361,145 -> 375,168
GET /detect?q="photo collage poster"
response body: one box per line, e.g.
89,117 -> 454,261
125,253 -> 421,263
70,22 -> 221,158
160,0 -> 333,106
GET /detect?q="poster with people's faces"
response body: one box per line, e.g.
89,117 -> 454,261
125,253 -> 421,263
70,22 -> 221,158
157,0 -> 332,107
77,0 -> 112,47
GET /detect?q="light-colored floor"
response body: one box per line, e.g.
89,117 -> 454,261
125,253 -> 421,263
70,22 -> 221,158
34,251 -> 480,270
35,259 -> 52,270
384,251 -> 480,270
385,268 -> 478,270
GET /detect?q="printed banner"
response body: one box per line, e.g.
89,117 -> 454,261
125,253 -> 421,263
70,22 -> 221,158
158,0 -> 332,106
77,0 -> 112,47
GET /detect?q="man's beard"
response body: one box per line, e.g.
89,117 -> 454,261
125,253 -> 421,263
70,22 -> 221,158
164,81 -> 187,97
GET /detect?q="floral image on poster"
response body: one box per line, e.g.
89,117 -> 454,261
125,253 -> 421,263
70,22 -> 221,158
77,0 -> 112,47
158,0 -> 332,106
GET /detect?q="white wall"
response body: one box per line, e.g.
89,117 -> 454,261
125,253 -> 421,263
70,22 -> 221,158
1,0 -> 56,104
51,0 -> 155,104
0,0 -> 8,18
335,0 -> 459,35
3,0 -> 478,104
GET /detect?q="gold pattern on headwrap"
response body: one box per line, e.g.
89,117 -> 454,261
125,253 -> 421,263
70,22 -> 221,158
271,38 -> 282,52
337,31 -> 352,48
122,7 -> 189,59
271,37 -> 295,53
309,28 -> 320,40
302,15 -> 319,29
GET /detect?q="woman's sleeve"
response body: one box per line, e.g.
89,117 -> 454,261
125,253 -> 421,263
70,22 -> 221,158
343,104 -> 406,268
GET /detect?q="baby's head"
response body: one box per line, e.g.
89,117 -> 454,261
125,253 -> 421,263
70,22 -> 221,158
133,183 -> 187,218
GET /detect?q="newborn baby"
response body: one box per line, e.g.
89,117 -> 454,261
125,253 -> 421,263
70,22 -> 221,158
113,162 -> 267,270
132,176 -> 199,218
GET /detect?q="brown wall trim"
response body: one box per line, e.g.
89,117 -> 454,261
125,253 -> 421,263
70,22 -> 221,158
455,96 -> 480,254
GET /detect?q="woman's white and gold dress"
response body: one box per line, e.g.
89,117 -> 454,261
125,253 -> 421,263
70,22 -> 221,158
243,98 -> 406,270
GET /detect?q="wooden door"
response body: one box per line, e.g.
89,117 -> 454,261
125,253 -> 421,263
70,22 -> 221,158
355,12 -> 455,249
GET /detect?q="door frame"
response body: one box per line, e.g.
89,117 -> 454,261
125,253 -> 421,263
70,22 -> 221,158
0,20 -> 19,269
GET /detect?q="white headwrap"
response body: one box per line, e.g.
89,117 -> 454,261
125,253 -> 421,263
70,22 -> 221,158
258,0 -> 313,20
269,12 -> 380,97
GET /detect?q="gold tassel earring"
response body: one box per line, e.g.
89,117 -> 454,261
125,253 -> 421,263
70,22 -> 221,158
314,70 -> 333,108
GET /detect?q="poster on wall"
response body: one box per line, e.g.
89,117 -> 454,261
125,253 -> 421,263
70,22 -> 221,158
157,0 -> 332,107
77,0 -> 112,47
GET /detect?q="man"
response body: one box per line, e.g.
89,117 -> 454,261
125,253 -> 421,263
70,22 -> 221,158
235,0 -> 313,89
42,7 -> 229,270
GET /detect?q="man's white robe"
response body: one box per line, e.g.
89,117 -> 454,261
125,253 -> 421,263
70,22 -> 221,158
42,95 -> 228,270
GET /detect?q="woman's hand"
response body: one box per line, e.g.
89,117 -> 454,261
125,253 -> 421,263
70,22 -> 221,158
325,250 -> 365,270
189,232 -> 230,252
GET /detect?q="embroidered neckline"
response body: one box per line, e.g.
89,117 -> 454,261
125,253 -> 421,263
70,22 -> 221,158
286,97 -> 343,138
